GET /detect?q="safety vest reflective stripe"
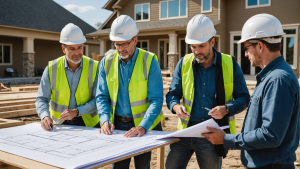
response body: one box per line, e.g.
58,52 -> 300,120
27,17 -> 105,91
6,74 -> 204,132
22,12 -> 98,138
130,98 -> 149,107
183,97 -> 193,107
50,101 -> 68,113
88,59 -> 94,100
143,52 -> 149,80
106,54 -> 114,78
180,118 -> 189,125
110,99 -> 117,107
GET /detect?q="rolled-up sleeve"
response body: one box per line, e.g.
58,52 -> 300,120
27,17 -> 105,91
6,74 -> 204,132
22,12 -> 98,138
224,78 -> 296,150
226,61 -> 250,116
166,58 -> 183,114
95,57 -> 112,124
139,57 -> 164,131
35,66 -> 51,120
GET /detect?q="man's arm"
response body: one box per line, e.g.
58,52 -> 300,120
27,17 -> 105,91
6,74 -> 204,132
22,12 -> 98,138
76,69 -> 99,116
35,66 -> 51,120
95,57 -> 112,125
224,78 -> 296,150
138,57 -> 164,131
226,60 -> 250,116
166,58 -> 184,114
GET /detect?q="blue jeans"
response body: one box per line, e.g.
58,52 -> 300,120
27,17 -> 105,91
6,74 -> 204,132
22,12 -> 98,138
111,119 -> 162,169
165,137 -> 222,169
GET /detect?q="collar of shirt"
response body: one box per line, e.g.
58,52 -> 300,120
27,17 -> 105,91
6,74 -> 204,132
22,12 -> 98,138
64,56 -> 83,71
118,47 -> 139,64
256,56 -> 284,83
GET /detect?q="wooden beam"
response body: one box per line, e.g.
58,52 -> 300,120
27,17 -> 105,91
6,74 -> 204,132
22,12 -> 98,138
0,109 -> 37,118
0,118 -> 25,129
0,99 -> 36,107
0,104 -> 35,112
157,146 -> 165,169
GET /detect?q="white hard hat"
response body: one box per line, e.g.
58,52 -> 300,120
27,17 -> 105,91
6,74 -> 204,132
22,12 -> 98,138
238,14 -> 285,44
110,15 -> 139,41
60,23 -> 86,45
185,14 -> 216,44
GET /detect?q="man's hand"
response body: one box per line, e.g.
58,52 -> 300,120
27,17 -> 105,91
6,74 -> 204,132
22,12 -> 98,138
173,104 -> 189,119
99,121 -> 115,135
124,126 -> 146,138
208,105 -> 228,119
41,116 -> 54,130
59,109 -> 78,120
202,127 -> 225,144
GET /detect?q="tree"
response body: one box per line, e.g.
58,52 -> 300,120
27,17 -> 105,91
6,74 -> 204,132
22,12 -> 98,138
95,22 -> 103,29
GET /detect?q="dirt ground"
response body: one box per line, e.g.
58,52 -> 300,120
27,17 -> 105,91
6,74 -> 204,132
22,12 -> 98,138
3,89 -> 300,169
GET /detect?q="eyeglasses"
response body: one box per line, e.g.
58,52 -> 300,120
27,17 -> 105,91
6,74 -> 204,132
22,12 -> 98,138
113,38 -> 135,48
242,44 -> 257,52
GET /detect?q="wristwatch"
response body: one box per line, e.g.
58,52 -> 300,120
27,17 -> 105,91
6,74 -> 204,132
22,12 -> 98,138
225,105 -> 230,114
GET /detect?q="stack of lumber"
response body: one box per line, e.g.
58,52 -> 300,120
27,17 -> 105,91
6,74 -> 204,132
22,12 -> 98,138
10,84 -> 39,92
0,91 -> 37,119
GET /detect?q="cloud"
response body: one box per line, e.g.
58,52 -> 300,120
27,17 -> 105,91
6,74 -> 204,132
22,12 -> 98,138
64,4 -> 96,13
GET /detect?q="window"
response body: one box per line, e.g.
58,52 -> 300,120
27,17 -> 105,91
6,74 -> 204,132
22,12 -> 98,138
160,0 -> 187,20
246,0 -> 270,8
136,40 -> 149,51
135,3 -> 150,21
281,27 -> 298,69
0,44 -> 12,65
202,0 -> 212,13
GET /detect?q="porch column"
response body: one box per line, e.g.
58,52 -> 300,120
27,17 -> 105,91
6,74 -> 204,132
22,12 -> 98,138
99,39 -> 107,60
22,37 -> 35,77
167,33 -> 178,77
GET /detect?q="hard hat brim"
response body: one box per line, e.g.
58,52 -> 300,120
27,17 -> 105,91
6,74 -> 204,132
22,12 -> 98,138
237,32 -> 286,44
109,29 -> 139,41
185,34 -> 215,45
60,39 -> 86,45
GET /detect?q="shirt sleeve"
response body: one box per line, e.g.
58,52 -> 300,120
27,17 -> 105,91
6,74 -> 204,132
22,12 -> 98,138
95,56 -> 112,124
139,57 -> 164,131
76,69 -> 99,116
226,60 -> 250,116
35,66 -> 51,120
224,77 -> 297,150
166,58 -> 184,114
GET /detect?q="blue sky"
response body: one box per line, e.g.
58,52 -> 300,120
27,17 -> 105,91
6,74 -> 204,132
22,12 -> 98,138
53,0 -> 113,29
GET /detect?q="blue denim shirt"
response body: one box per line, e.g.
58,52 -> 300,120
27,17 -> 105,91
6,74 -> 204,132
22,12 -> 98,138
166,51 -> 250,122
224,56 -> 300,168
35,57 -> 98,120
95,47 -> 164,131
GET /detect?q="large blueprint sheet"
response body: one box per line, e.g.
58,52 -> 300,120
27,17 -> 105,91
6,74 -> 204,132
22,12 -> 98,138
0,123 -> 175,169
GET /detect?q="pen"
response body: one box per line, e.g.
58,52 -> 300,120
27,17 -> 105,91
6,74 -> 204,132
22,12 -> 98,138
107,121 -> 111,134
204,107 -> 212,111
49,123 -> 53,131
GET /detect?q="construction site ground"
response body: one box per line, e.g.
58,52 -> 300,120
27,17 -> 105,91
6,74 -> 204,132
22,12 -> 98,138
0,89 -> 300,169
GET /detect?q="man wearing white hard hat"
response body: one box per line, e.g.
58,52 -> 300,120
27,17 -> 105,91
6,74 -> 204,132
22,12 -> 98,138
165,14 -> 249,169
36,23 -> 100,130
95,15 -> 164,169
203,14 -> 300,169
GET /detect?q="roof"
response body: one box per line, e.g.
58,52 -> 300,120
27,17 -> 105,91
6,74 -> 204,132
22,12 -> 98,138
88,18 -> 220,36
0,0 -> 96,35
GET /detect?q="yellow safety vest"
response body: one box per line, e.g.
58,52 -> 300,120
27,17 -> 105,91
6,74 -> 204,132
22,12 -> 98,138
48,55 -> 100,127
179,53 -> 236,134
104,48 -> 163,130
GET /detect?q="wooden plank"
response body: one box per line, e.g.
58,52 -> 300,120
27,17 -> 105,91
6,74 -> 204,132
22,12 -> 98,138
161,115 -> 165,127
0,104 -> 35,112
0,108 -> 37,118
11,86 -> 39,92
0,97 -> 36,102
157,146 -> 165,169
90,139 -> 180,168
0,118 -> 25,129
0,151 -> 60,169
0,99 -> 36,107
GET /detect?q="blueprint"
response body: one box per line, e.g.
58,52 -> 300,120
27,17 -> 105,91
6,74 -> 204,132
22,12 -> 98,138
0,123 -> 175,169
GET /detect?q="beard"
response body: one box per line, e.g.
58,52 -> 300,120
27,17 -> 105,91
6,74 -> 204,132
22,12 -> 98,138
118,46 -> 134,60
250,50 -> 262,67
66,54 -> 82,64
194,48 -> 212,63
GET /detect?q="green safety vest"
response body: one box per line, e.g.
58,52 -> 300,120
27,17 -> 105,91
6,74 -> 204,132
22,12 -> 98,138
48,55 -> 100,127
104,48 -> 163,130
179,53 -> 236,134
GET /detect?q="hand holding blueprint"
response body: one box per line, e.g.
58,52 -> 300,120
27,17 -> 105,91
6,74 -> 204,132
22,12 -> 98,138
157,118 -> 229,139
